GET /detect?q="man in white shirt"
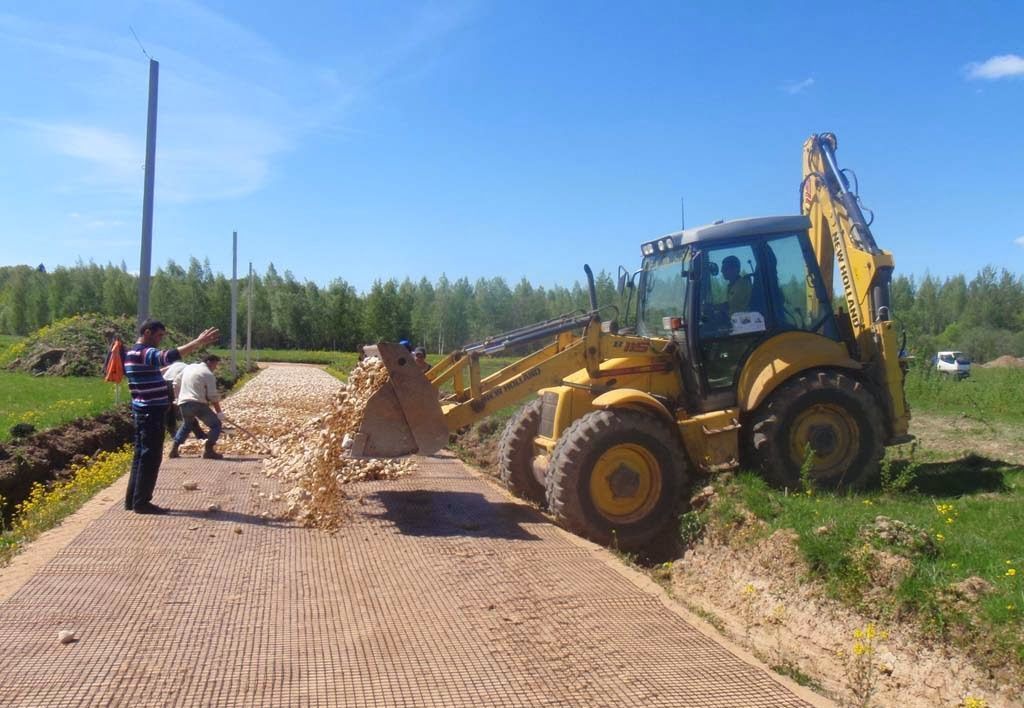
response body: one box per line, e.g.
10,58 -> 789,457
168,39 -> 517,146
169,354 -> 224,460
161,360 -> 205,440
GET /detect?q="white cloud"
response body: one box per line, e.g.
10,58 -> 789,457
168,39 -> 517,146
1014,236 -> 1024,247
965,54 -> 1024,80
782,78 -> 815,95
18,120 -> 142,192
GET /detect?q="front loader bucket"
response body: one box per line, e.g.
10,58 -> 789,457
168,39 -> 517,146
350,342 -> 449,458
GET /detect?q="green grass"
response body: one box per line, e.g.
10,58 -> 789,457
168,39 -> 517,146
711,462 -> 1024,673
0,334 -> 26,366
905,366 -> 1024,422
0,372 -> 121,442
1,447 -> 132,567
210,347 -> 358,367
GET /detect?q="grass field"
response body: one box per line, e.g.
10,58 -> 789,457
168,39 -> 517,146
904,366 -> 1024,422
0,372 -> 121,442
210,347 -> 359,367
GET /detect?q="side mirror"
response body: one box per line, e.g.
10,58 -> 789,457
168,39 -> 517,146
616,265 -> 632,295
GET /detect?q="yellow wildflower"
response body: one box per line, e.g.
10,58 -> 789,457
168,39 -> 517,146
1006,568 -> 1017,577
935,533 -> 945,542
852,642 -> 866,656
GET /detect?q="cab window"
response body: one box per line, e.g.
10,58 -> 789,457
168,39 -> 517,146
637,249 -> 690,338
698,244 -> 764,340
763,233 -> 837,338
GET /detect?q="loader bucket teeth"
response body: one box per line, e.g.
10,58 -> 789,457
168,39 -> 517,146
350,342 -> 448,458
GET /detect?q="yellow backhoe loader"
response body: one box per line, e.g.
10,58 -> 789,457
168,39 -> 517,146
353,133 -> 912,550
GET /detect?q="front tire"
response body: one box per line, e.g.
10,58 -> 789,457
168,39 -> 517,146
497,399 -> 546,505
747,370 -> 883,490
546,409 -> 687,551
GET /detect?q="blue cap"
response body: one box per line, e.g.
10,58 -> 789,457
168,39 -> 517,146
399,339 -> 411,349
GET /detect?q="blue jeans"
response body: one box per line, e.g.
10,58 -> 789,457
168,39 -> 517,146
126,407 -> 167,509
174,402 -> 222,447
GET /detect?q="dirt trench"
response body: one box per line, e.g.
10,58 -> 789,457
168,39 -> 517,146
0,409 -> 134,519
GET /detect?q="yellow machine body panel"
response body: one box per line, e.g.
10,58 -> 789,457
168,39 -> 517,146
678,409 -> 741,473
532,353 -> 682,452
735,332 -> 862,413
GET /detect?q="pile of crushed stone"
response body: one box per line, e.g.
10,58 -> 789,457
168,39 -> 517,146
178,360 -> 413,528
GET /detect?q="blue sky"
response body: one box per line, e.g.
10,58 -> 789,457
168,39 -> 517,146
1,1 -> 1022,293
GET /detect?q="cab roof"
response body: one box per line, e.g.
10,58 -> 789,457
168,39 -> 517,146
641,215 -> 810,255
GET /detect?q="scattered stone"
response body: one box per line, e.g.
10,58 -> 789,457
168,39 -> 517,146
814,523 -> 835,536
187,525 -> 200,531
233,526 -> 243,535
182,480 -> 199,491
207,504 -> 221,513
57,630 -> 77,644
689,485 -> 717,511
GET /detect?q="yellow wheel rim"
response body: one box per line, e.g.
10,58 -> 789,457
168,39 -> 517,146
589,443 -> 662,522
788,403 -> 860,480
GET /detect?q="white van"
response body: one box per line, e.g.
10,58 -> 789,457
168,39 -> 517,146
935,351 -> 971,379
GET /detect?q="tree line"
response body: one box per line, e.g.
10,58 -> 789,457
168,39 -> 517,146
0,260 -> 617,353
1,260 -> 1022,362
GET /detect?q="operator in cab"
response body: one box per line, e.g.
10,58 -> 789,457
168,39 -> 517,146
721,256 -> 752,312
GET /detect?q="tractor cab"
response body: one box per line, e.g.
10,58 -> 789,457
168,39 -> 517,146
637,216 -> 839,412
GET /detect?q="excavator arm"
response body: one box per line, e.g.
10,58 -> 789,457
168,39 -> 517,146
801,133 -> 911,440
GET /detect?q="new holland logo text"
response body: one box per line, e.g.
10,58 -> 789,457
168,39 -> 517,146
479,367 -> 542,405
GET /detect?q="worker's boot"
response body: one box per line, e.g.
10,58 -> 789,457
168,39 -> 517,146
168,442 -> 180,459
202,441 -> 223,460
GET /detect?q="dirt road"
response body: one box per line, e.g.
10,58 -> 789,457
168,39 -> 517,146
910,411 -> 1024,465
0,364 -> 826,707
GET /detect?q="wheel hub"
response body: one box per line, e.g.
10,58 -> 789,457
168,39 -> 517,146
789,402 -> 860,480
590,443 -> 663,522
808,424 -> 838,456
607,464 -> 640,498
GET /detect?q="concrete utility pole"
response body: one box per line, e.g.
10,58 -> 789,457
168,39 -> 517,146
246,262 -> 253,365
231,231 -> 238,376
137,58 -> 159,325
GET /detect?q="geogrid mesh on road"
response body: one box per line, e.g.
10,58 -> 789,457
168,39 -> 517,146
0,453 -> 819,707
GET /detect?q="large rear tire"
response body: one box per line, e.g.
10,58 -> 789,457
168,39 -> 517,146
747,370 -> 883,490
546,409 -> 687,551
497,399 -> 546,505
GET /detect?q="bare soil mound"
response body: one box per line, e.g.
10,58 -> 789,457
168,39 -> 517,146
0,409 -> 133,519
672,493 -> 1021,707
981,355 -> 1024,369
